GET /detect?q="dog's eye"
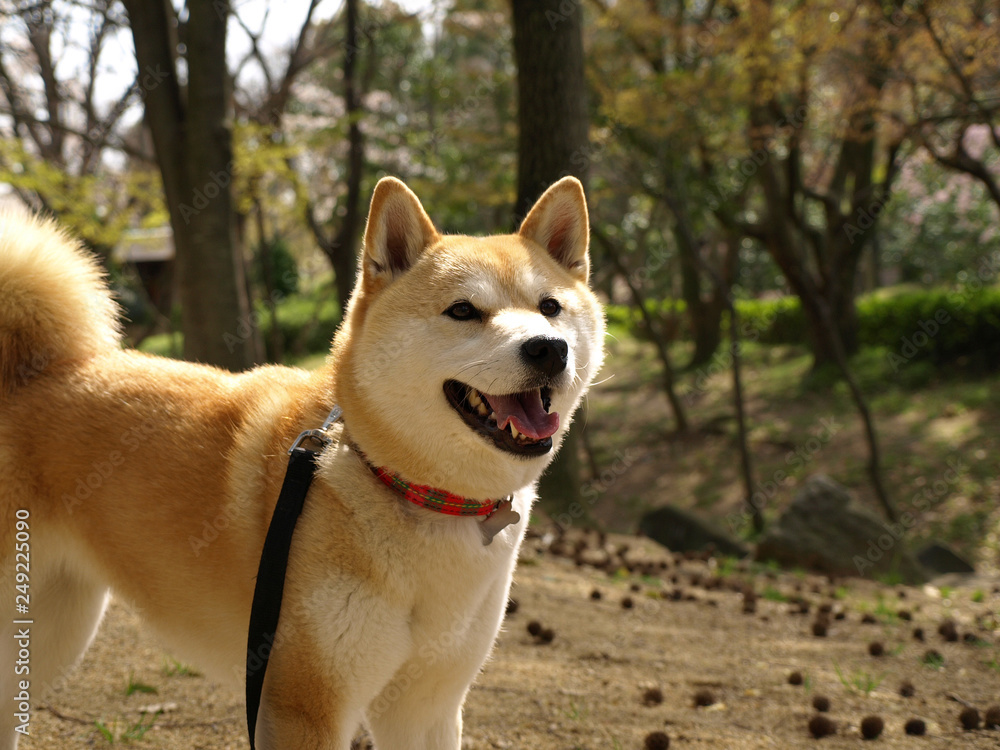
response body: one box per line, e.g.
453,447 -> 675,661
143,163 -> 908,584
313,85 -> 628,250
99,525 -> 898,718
445,301 -> 481,321
539,298 -> 561,317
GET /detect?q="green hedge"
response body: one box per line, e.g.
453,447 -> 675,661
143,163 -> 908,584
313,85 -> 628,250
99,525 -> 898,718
855,289 -> 1000,367
263,291 -> 341,356
746,288 -> 1000,367
136,285 -> 342,361
735,296 -> 809,346
609,287 -> 1000,368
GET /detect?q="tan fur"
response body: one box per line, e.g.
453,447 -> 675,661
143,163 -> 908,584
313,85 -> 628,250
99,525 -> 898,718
0,178 -> 604,749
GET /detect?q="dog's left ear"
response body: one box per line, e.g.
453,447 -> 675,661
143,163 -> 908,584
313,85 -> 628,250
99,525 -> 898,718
362,177 -> 440,284
518,176 -> 590,281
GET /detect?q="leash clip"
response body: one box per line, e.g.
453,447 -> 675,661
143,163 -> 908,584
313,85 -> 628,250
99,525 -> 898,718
287,405 -> 343,455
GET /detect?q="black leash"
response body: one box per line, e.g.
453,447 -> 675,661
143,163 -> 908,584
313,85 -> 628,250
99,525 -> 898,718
245,406 -> 341,749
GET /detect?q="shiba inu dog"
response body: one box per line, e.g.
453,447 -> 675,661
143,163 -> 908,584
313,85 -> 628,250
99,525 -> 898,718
0,176 -> 604,749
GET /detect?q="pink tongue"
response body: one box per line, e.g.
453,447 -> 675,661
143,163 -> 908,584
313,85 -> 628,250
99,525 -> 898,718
484,391 -> 560,441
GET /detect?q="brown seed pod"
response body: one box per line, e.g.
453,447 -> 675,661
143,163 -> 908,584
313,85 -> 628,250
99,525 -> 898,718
938,619 -> 959,642
643,731 -> 670,750
692,689 -> 716,707
959,707 -> 981,731
642,687 -> 664,707
860,715 -> 884,740
808,715 -> 837,738
984,705 -> 1000,729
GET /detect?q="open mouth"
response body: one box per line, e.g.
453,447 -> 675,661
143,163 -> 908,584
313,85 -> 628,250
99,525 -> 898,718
444,380 -> 559,457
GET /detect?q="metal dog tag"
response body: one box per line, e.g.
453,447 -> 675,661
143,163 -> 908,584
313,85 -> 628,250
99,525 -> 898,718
479,499 -> 519,545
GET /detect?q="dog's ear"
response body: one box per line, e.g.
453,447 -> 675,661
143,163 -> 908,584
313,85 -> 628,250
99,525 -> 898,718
362,177 -> 440,283
518,176 -> 590,281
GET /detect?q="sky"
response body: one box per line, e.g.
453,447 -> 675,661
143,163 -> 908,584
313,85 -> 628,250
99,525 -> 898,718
4,0 -> 434,123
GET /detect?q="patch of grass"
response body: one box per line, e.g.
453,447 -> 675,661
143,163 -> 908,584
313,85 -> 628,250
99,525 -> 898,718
972,589 -> 985,603
833,662 -> 885,696
861,595 -> 900,624
714,556 -> 740,578
761,586 -> 789,602
93,711 -> 162,744
876,570 -> 905,586
124,674 -> 157,697
563,700 -> 588,721
94,720 -> 114,743
287,351 -> 327,371
137,332 -> 183,358
162,657 -> 201,678
984,652 -> 1000,673
921,651 -> 946,670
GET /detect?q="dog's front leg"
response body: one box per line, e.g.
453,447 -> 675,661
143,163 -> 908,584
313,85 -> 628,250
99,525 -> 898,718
366,587 -> 509,750
253,641 -> 362,750
366,679 -> 465,750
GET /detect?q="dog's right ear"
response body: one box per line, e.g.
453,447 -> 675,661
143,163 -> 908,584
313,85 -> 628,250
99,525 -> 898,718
361,177 -> 440,285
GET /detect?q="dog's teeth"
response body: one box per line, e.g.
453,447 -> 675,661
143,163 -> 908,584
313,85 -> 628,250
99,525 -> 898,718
489,411 -> 497,423
476,402 -> 489,417
510,424 -> 519,439
468,390 -> 482,407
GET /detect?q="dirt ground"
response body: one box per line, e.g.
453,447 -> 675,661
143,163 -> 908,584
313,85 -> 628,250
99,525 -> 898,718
20,529 -> 1000,749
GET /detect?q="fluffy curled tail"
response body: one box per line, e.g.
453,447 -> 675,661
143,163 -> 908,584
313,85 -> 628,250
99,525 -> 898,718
0,210 -> 121,395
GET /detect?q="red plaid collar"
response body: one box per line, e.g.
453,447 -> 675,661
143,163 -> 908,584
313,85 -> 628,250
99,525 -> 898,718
369,464 -> 502,517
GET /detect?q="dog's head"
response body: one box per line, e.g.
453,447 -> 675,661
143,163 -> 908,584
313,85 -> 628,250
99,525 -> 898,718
332,176 -> 605,499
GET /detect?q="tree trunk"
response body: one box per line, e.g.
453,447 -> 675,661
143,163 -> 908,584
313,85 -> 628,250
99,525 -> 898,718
183,0 -> 256,368
124,0 -> 257,370
331,0 -> 364,312
511,0 -> 588,220
255,201 -> 283,363
304,0 -> 365,313
677,238 -> 724,369
511,0 -> 589,518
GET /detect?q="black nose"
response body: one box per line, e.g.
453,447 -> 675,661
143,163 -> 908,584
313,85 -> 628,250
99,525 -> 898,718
521,336 -> 568,378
